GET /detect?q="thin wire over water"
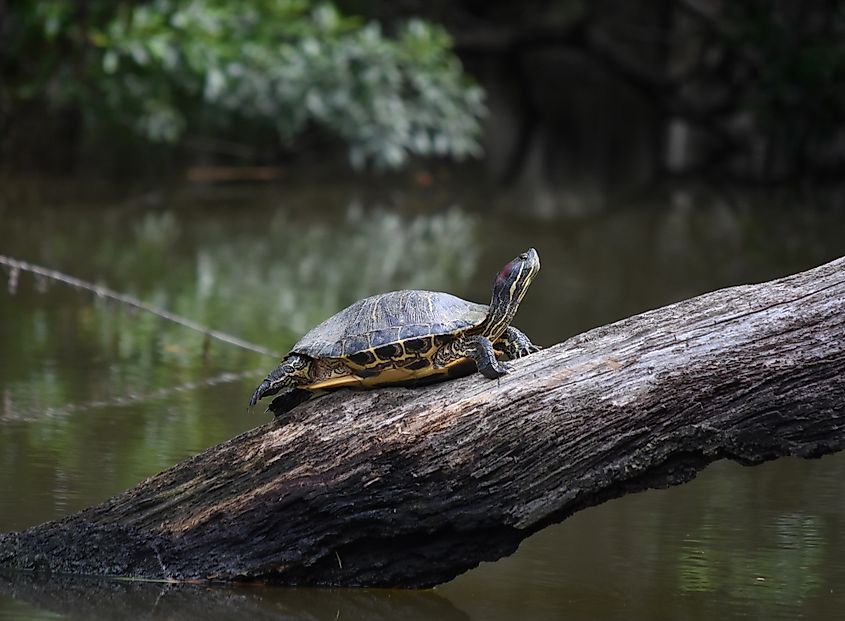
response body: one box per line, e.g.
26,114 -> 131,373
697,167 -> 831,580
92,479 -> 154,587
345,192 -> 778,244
0,254 -> 281,358
1,369 -> 264,421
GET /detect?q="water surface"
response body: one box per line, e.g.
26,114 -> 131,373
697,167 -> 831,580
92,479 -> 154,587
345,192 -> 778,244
0,183 -> 843,619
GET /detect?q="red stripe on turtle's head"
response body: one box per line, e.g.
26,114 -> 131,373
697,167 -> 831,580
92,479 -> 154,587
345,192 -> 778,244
487,248 -> 541,332
492,248 -> 540,293
496,262 -> 514,283
495,249 -> 539,284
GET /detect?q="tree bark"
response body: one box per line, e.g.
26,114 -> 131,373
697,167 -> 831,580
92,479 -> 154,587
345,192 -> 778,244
2,257 -> 844,588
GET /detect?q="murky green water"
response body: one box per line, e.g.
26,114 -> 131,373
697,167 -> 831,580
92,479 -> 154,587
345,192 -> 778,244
1,182 -> 843,619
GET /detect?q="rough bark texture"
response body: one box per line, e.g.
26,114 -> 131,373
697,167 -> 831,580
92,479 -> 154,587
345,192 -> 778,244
1,258 -> 844,588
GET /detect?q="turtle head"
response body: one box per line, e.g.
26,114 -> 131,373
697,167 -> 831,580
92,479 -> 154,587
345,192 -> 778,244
486,248 -> 540,337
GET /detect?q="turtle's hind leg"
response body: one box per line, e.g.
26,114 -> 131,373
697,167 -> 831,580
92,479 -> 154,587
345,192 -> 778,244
248,354 -> 311,409
268,388 -> 315,417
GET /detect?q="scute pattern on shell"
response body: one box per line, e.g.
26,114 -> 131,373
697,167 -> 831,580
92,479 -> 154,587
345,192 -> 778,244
292,290 -> 489,358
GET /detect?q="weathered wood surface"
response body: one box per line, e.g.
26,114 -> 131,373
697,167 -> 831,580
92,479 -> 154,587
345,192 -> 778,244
1,257 -> 844,588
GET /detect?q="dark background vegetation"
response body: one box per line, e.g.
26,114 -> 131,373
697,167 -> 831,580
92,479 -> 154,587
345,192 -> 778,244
3,0 -> 845,212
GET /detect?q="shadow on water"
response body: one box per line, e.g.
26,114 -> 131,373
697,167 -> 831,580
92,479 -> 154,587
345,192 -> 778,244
0,570 -> 469,621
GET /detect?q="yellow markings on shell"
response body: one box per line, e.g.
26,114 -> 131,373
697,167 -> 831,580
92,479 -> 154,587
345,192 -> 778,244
304,337 -> 471,391
370,299 -> 379,327
306,357 -> 448,390
306,374 -> 367,390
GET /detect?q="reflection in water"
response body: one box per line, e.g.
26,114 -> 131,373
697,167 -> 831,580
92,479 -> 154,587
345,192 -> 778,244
0,570 -> 468,621
0,201 -> 481,536
192,204 -> 480,339
677,512 -> 825,599
1,203 -> 479,420
30,369 -> 262,422
1,186 -> 844,620
439,455 -> 845,621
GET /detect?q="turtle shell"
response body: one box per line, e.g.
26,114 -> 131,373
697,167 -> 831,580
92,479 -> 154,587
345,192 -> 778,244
291,290 -> 489,359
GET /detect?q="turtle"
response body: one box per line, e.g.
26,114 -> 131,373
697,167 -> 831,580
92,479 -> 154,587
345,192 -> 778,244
248,248 -> 541,416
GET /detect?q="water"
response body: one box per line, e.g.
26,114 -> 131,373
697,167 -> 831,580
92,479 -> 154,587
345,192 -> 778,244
0,182 -> 843,619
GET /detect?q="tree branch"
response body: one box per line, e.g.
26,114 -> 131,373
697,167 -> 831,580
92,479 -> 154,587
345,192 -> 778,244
1,257 -> 844,587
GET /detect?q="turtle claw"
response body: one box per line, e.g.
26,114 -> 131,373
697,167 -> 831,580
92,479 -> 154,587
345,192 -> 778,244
247,389 -> 261,408
500,327 -> 540,360
508,344 -> 539,359
247,380 -> 272,409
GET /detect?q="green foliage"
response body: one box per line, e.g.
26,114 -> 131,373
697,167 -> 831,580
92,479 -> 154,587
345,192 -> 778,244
4,0 -> 485,168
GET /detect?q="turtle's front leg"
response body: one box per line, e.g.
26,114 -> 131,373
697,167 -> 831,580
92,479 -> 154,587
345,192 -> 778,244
471,336 -> 509,379
433,335 -> 509,379
496,326 -> 541,360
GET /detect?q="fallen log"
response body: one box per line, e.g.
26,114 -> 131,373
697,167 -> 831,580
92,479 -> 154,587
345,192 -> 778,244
1,257 -> 844,588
